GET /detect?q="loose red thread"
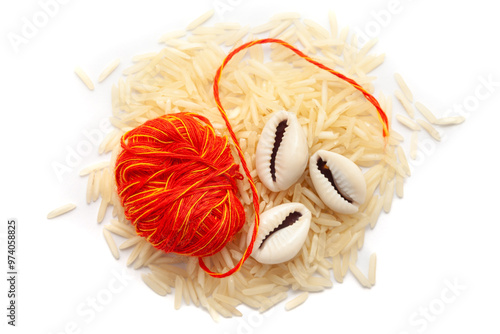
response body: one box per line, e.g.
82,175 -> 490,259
213,38 -> 390,139
115,38 -> 389,279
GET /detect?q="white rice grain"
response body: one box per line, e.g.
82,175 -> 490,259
394,73 -> 413,102
368,253 -> 377,286
74,67 -> 94,90
142,273 -> 169,296
328,11 -> 338,37
383,179 -> 395,213
415,102 -> 438,124
98,59 -> 120,83
186,279 -> 200,306
285,292 -> 309,311
47,203 -> 76,219
103,228 -> 119,259
410,131 -> 419,159
80,161 -> 110,176
97,198 -> 109,223
370,196 -> 384,229
303,19 -> 330,39
186,9 -> 214,31
396,114 -> 421,131
159,30 -> 187,43
396,174 -> 404,198
394,90 -> 415,118
269,20 -> 293,38
105,223 -> 134,239
120,235 -> 143,250
251,20 -> 280,34
271,12 -> 301,21
417,119 -> 441,141
349,263 -> 371,288
358,38 -> 378,58
435,116 -> 466,125
86,171 -> 95,204
91,170 -> 101,202
242,284 -> 276,296
397,146 -> 411,176
174,276 -> 184,309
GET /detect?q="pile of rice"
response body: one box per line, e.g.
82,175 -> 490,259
77,10 -> 453,320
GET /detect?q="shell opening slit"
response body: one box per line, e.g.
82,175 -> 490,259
270,120 -> 288,182
259,211 -> 302,249
316,157 -> 354,204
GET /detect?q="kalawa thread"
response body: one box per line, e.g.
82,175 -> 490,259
114,38 -> 389,278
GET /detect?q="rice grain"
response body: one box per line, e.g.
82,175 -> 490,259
328,11 -> 338,37
415,102 -> 438,124
368,253 -> 377,286
383,179 -> 395,213
417,119 -> 441,141
47,203 -> 76,219
80,161 -> 110,176
86,171 -> 95,204
397,146 -> 411,176
435,116 -> 466,125
396,114 -> 421,131
174,276 -> 184,310
97,198 -> 109,223
186,9 -> 214,31
410,131 -> 419,159
394,73 -> 413,102
394,90 -> 415,118
103,229 -> 119,259
349,263 -> 371,288
74,67 -> 94,90
98,59 -> 120,83
142,273 -> 169,296
285,292 -> 309,311
396,174 -> 404,198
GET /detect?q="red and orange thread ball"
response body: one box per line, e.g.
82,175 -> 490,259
115,112 -> 247,259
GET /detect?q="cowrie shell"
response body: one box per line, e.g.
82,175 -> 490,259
247,202 -> 311,264
309,150 -> 366,214
256,110 -> 308,192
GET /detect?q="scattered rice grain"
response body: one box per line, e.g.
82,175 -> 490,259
285,292 -> 308,311
435,116 -> 466,125
142,273 -> 168,296
394,73 -> 413,102
103,229 -> 119,259
349,263 -> 371,288
396,114 -> 421,131
410,131 -> 419,159
394,90 -> 415,118
80,161 -> 110,176
417,119 -> 441,141
47,203 -> 76,219
98,59 -> 120,83
368,253 -> 377,286
415,101 -> 438,124
186,9 -> 214,31
74,67 -> 94,90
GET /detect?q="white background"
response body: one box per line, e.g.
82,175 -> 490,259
1,0 -> 500,333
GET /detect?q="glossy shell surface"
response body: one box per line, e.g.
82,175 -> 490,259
247,202 -> 311,264
256,110 -> 308,192
309,150 -> 366,214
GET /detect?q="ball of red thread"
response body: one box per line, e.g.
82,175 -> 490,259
114,112 -> 246,257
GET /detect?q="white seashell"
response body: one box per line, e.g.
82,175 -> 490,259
256,110 -> 308,192
247,202 -> 311,264
309,150 -> 366,214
